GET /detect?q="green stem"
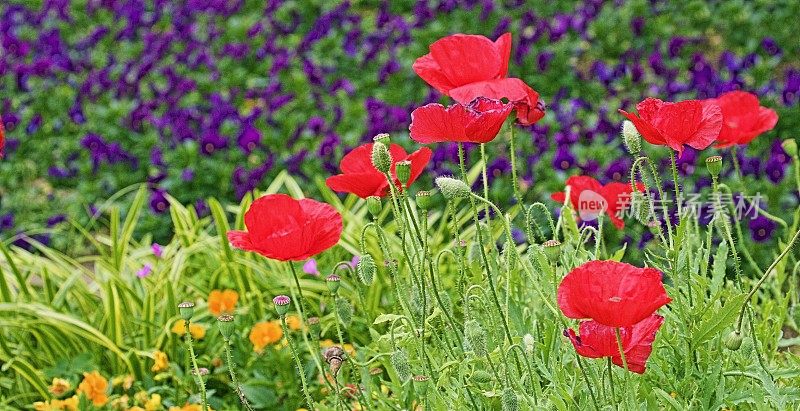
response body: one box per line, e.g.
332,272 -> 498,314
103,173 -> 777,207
289,263 -> 309,320
184,320 -> 208,411
480,143 -> 491,218
282,315 -> 316,410
670,151 -> 682,221
508,123 -> 522,206
224,340 -> 254,411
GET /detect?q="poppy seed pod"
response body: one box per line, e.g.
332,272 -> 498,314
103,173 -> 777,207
705,155 -> 723,178
371,141 -> 392,173
178,301 -> 195,320
217,314 -> 235,340
366,196 -> 382,217
307,317 -> 321,339
396,160 -> 412,186
416,190 -> 432,210
357,254 -> 376,285
272,295 -> 291,316
723,330 -> 744,351
323,346 -> 347,376
621,120 -> 641,154
390,349 -> 411,382
326,274 -> 341,293
435,176 -> 471,200
502,387 -> 519,411
542,239 -> 561,264
782,138 -> 797,157
373,133 -> 390,145
412,375 -> 429,393
464,319 -> 488,357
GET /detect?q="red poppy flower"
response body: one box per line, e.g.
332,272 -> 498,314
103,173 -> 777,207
565,314 -> 664,374
557,260 -> 671,327
227,193 -> 342,261
550,176 -> 646,229
325,143 -> 431,199
409,97 -> 514,144
412,33 -> 512,95
619,98 -> 723,155
709,91 -> 778,148
449,78 -> 545,126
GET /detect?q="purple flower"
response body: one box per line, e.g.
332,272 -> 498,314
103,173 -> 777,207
149,189 -> 169,214
152,243 -> 164,258
552,146 -> 576,171
303,259 -> 320,276
749,215 -> 776,243
761,37 -> 781,56
46,214 -> 67,227
238,124 -> 261,154
137,264 -> 153,278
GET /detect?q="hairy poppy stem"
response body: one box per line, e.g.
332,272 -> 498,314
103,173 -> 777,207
184,319 -> 209,411
480,143 -> 491,218
281,314 -> 316,410
670,152 -> 682,222
508,123 -> 522,206
288,262 -> 308,320
223,339 -> 254,411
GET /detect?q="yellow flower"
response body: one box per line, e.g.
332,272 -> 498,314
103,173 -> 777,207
249,320 -> 283,352
48,377 -> 71,397
129,407 -> 146,411
320,339 -> 355,356
285,315 -> 303,331
151,350 -> 169,372
110,394 -> 129,410
144,393 -> 162,411
34,396 -> 78,411
170,320 -> 206,340
77,371 -> 108,406
208,289 -> 238,316
61,396 -> 78,411
168,404 -> 212,411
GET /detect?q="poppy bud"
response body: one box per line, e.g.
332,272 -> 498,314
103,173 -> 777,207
217,314 -> 235,340
326,274 -> 341,294
357,254 -> 376,285
412,375 -> 429,393
723,330 -> 743,351
471,370 -> 493,384
366,196 -> 382,217
782,138 -> 797,157
177,301 -> 195,321
464,319 -> 488,357
542,239 -> 561,264
396,160 -> 412,186
390,349 -> 411,382
502,387 -> 519,411
416,190 -> 432,210
705,155 -> 723,178
323,345 -> 347,376
371,141 -> 392,173
435,176 -> 470,200
336,297 -> 353,326
307,317 -> 321,340
373,133 -> 390,145
621,120 -> 641,154
272,295 -> 291,316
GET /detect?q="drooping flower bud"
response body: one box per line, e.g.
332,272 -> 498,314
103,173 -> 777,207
464,319 -> 488,357
542,239 -> 561,264
783,138 -> 798,157
723,330 -> 744,351
435,176 -> 470,200
323,345 -> 347,376
178,301 -> 195,321
357,254 -> 376,285
373,133 -> 390,145
416,190 -> 432,210
502,387 -> 519,411
395,160 -> 411,186
326,274 -> 341,293
371,141 -> 392,173
621,120 -> 641,154
390,349 -> 411,382
705,155 -> 722,178
366,196 -> 382,217
273,295 -> 291,316
217,314 -> 235,340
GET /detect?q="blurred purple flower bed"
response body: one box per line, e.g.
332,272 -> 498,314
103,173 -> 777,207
0,0 -> 798,247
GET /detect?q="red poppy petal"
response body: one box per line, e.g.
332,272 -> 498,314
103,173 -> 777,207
403,147 -> 432,187
450,78 -> 543,125
602,182 -> 639,229
493,32 -> 512,79
412,53 -> 455,95
298,198 -> 343,260
388,143 -> 409,161
244,194 -> 300,238
619,109 -> 667,147
611,315 -> 664,374
551,192 -> 566,203
409,100 -> 512,144
227,230 -> 255,251
649,100 -> 721,153
429,34 -> 502,89
340,144 -> 377,174
326,173 -> 389,199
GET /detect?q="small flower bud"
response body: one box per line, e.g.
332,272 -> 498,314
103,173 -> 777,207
723,330 -> 743,351
542,239 -> 561,264
783,138 -> 798,157
371,141 -> 392,173
366,196 -> 382,217
357,254 -> 376,285
502,387 -> 519,411
272,295 -> 291,316
323,346 -> 347,376
412,375 -> 429,393
471,370 -> 493,384
621,120 -> 641,154
373,133 -> 390,145
390,350 -> 411,382
416,190 -> 432,210
307,317 -> 321,340
217,314 -> 235,340
464,319 -> 488,357
435,176 -> 471,200
395,160 -> 411,186
326,274 -> 341,294
177,301 -> 195,321
705,155 -> 722,177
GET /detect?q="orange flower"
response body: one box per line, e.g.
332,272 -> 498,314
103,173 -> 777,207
151,350 -> 169,372
48,377 -> 71,397
208,289 -> 238,316
171,320 -> 206,339
77,371 -> 108,406
285,315 -> 303,331
168,404 -> 212,411
249,321 -> 283,352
